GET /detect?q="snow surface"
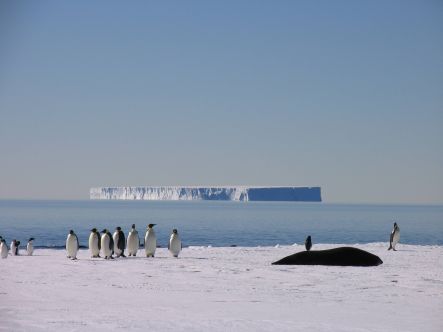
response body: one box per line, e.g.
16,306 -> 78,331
1,243 -> 442,331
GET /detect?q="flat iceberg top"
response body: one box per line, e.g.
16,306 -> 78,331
90,186 -> 322,202
1,243 -> 442,331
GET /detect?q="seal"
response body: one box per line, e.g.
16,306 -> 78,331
272,247 -> 383,266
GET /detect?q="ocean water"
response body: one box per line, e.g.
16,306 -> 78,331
0,200 -> 442,248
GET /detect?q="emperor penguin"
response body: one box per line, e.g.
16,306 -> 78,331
88,228 -> 101,258
305,235 -> 312,251
113,227 -> 126,258
26,238 -> 35,256
0,239 -> 8,258
127,224 -> 140,256
10,239 -> 20,256
144,224 -> 157,257
388,222 -> 400,251
168,229 -> 182,258
66,230 -> 79,260
101,229 -> 114,259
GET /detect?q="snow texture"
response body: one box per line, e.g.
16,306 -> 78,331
1,243 -> 442,331
90,186 -> 322,202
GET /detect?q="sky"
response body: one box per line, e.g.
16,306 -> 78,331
0,0 -> 442,203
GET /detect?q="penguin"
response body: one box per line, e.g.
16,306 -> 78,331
101,229 -> 114,259
66,230 -> 79,260
144,224 -> 157,258
388,222 -> 400,251
127,224 -> 140,256
89,228 -> 101,258
0,239 -> 8,259
305,235 -> 312,251
26,238 -> 35,256
168,229 -> 182,258
112,227 -> 126,258
10,239 -> 20,256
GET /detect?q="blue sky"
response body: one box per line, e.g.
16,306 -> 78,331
0,0 -> 442,203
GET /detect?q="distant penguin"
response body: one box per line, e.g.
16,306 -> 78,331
0,239 -> 8,259
388,222 -> 400,251
113,227 -> 126,258
305,236 -> 312,251
10,239 -> 20,256
101,229 -> 114,259
26,238 -> 35,256
66,230 -> 79,260
168,229 -> 182,258
144,224 -> 157,258
89,228 -> 101,258
127,224 -> 140,256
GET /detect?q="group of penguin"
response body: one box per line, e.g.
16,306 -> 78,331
303,222 -> 400,252
66,224 -> 182,260
1,222 -> 401,260
0,236 -> 35,258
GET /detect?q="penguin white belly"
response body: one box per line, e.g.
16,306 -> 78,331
112,232 -> 122,256
11,243 -> 17,256
127,231 -> 139,255
392,229 -> 400,249
0,243 -> 8,258
27,243 -> 34,256
169,235 -> 181,257
89,234 -> 100,257
66,235 -> 78,259
101,235 -> 112,258
145,231 -> 157,257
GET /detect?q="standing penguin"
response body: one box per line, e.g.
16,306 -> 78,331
66,230 -> 79,260
10,239 -> 20,256
144,224 -> 157,257
305,235 -> 312,251
0,239 -> 8,258
113,227 -> 126,258
388,222 -> 400,251
89,228 -> 101,258
127,224 -> 140,257
26,238 -> 35,256
101,229 -> 114,259
168,229 -> 182,258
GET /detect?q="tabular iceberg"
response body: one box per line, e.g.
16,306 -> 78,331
89,186 -> 322,202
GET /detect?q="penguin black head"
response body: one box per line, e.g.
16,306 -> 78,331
148,224 -> 156,228
16,240 -> 21,246
394,222 -> 397,227
132,224 -> 136,228
69,230 -> 74,235
0,239 -> 5,243
28,237 -> 35,242
306,235 -> 311,241
116,226 -> 122,231
102,229 -> 108,233
172,229 -> 178,234
91,228 -> 97,232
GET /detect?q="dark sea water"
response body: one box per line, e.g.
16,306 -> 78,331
0,200 -> 442,248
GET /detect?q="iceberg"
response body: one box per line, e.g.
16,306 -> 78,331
89,186 -> 322,202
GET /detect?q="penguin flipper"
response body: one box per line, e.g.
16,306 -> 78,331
118,234 -> 125,251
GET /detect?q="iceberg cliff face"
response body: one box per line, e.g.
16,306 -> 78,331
90,186 -> 321,202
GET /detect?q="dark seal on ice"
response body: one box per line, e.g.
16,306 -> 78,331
272,247 -> 383,267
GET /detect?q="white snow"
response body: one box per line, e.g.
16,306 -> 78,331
1,243 -> 442,331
